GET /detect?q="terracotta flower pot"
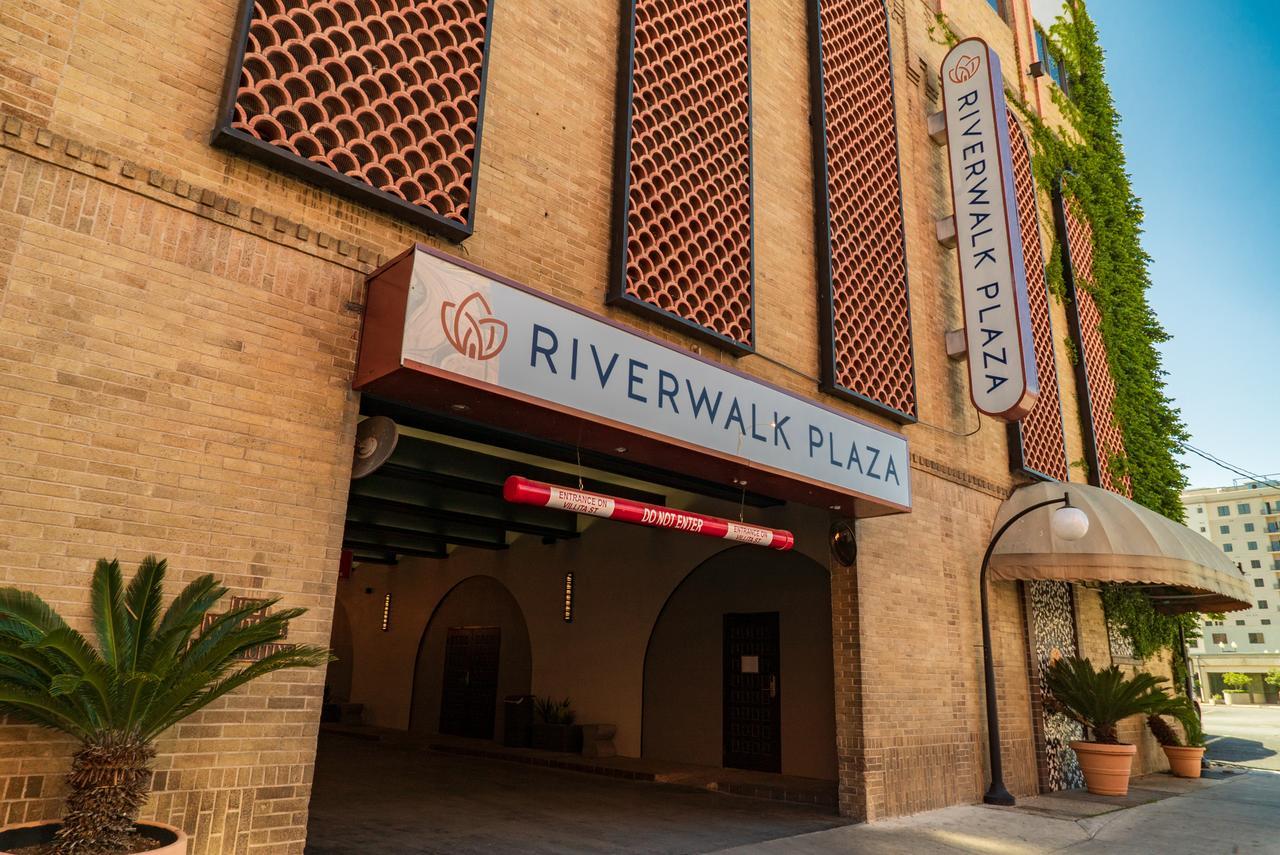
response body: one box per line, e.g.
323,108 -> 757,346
0,821 -> 187,854
1163,745 -> 1206,778
1070,740 -> 1136,796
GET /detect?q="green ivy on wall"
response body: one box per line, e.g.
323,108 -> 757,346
1100,586 -> 1200,684
1014,0 -> 1188,523
1012,1 -> 1194,669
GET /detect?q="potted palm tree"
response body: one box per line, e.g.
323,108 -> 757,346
1146,694 -> 1206,778
0,557 -> 329,855
529,696 -> 581,753
1044,656 -> 1169,796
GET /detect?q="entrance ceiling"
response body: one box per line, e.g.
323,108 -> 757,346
343,396 -> 779,564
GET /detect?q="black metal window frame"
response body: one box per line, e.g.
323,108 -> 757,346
607,0 -> 758,357
210,0 -> 498,243
808,0 -> 917,424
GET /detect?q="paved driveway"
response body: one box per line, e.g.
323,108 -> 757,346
1202,704 -> 1280,770
304,733 -> 847,854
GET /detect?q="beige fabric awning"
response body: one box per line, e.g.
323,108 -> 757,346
989,481 -> 1252,614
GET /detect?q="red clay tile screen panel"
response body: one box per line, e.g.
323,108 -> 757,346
612,0 -> 755,353
214,0 -> 493,241
811,0 -> 915,422
1007,113 -> 1068,482
1059,194 -> 1132,497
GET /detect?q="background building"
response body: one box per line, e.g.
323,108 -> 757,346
1183,480 -> 1280,701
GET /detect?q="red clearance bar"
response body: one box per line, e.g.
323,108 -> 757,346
503,476 -> 795,551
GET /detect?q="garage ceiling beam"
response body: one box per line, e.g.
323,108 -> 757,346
344,521 -> 508,552
380,435 -> 667,505
360,395 -> 780,507
348,481 -> 578,539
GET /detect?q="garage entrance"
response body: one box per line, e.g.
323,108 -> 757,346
308,392 -> 846,847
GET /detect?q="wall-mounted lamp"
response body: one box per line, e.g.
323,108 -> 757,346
381,592 -> 392,632
563,572 -> 574,623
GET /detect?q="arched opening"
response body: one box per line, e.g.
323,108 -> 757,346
410,575 -> 532,741
324,598 -> 355,704
642,546 -> 836,780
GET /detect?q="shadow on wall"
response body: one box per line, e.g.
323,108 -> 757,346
325,598 -> 354,704
642,545 -> 837,780
410,575 -> 532,740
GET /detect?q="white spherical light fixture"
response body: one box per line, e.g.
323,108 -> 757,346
1051,502 -> 1089,541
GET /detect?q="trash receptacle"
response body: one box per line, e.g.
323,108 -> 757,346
502,694 -> 534,747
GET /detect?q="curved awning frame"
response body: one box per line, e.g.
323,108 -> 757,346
988,482 -> 1253,614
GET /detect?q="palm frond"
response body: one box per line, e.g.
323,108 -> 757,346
123,555 -> 166,672
0,587 -> 70,642
0,557 -> 327,747
1151,694 -> 1204,748
139,575 -> 226,678
167,598 -> 284,684
32,626 -> 114,726
143,645 -> 331,740
138,607 -> 303,731
91,559 -> 128,672
0,682 -> 92,738
1045,656 -> 1169,743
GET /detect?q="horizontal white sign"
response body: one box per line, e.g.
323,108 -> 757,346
941,38 -> 1039,421
399,248 -> 911,509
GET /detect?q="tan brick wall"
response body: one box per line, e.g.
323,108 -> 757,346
0,128 -> 362,851
0,0 -> 1163,846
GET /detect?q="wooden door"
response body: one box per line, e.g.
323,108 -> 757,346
723,612 -> 781,772
439,626 -> 501,739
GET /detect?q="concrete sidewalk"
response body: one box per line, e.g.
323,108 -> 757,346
716,769 -> 1280,854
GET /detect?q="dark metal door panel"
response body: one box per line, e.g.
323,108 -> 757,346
439,627 -> 501,739
464,627 -> 500,739
723,612 -> 781,773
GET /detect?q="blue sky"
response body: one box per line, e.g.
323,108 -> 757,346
1040,2 -> 1280,488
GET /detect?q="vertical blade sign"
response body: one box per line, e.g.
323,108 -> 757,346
940,39 -> 1039,421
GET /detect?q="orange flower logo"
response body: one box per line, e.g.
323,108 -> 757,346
440,292 -> 508,360
949,54 -> 982,84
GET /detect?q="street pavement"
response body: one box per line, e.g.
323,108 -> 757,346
717,769 -> 1280,854
1203,704 -> 1280,770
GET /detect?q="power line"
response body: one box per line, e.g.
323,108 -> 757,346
1178,442 -> 1280,489
1179,443 -> 1274,487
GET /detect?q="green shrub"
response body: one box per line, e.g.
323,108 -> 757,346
1222,672 -> 1252,693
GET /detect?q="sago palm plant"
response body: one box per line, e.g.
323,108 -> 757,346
1147,694 -> 1205,748
0,556 -> 330,854
1044,656 -> 1169,744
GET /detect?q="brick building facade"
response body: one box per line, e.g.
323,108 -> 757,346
0,0 -> 1197,851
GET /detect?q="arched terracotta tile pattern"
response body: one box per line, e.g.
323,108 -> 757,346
811,0 -> 914,421
1007,112 -> 1068,482
1057,193 -> 1132,497
217,0 -> 492,240
611,0 -> 754,352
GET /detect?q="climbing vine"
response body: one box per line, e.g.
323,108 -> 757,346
1100,587 -> 1201,689
1012,2 -> 1194,668
1012,0 -> 1189,523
